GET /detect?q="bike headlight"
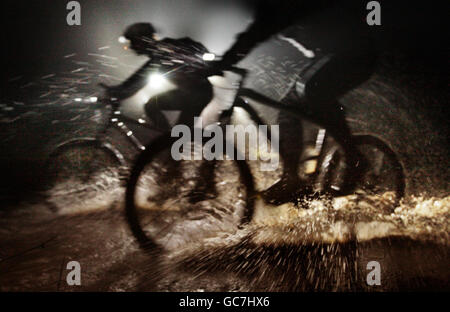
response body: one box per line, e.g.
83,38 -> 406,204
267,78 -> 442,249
118,36 -> 128,44
118,36 -> 130,50
148,73 -> 167,90
202,53 -> 215,61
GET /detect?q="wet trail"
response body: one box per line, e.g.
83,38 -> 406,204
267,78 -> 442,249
0,172 -> 448,291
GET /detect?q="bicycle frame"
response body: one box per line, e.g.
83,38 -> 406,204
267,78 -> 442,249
222,67 -> 330,163
233,70 -> 332,132
99,66 -> 341,165
97,99 -> 166,152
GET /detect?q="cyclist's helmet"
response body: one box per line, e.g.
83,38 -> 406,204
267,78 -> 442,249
124,22 -> 156,41
123,23 -> 157,55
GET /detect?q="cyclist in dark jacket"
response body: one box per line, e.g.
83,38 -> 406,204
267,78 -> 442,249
214,0 -> 376,203
103,23 -> 217,203
105,22 -> 213,130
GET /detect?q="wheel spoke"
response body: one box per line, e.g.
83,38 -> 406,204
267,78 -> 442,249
126,135 -> 254,251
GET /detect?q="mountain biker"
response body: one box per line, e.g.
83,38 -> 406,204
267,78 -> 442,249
211,0 -> 376,204
102,22 -> 213,130
102,22 -> 217,202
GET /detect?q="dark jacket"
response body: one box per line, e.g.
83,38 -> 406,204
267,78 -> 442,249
220,0 -> 372,68
109,37 -> 210,100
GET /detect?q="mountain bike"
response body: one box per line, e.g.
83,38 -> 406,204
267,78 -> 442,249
125,66 -> 405,251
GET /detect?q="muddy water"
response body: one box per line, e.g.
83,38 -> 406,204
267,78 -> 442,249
162,194 -> 449,291
0,175 -> 448,291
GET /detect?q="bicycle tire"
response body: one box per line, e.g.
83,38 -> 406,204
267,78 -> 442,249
353,134 -> 405,201
125,133 -> 255,251
314,134 -> 405,205
43,138 -> 125,212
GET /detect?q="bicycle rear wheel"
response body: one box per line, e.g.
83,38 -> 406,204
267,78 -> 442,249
313,134 -> 405,205
125,134 -> 254,251
352,134 -> 405,200
43,139 -> 124,212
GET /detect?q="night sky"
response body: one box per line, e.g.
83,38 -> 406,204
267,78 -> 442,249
1,0 -> 251,86
1,0 -> 448,83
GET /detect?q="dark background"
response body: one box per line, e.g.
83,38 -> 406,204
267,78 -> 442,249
1,0 -> 448,84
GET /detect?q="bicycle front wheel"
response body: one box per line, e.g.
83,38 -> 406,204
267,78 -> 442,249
125,133 -> 254,252
43,138 -> 124,212
313,134 -> 405,206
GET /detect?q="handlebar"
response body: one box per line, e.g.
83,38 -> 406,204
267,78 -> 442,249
204,54 -> 248,77
228,66 -> 248,77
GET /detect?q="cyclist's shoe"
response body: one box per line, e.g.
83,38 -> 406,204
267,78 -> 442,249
342,151 -> 369,194
261,176 -> 312,206
353,153 -> 374,192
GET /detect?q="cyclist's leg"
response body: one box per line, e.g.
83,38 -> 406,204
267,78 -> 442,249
175,83 -> 219,202
307,99 -> 365,194
144,86 -> 211,179
144,90 -> 186,131
278,100 -> 304,180
301,51 -> 376,190
176,81 -> 213,127
146,82 -> 216,202
261,97 -> 308,204
300,50 -> 376,142
144,90 -> 187,200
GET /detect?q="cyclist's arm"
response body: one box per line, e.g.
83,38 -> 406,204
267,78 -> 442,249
107,60 -> 154,100
220,0 -> 332,68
